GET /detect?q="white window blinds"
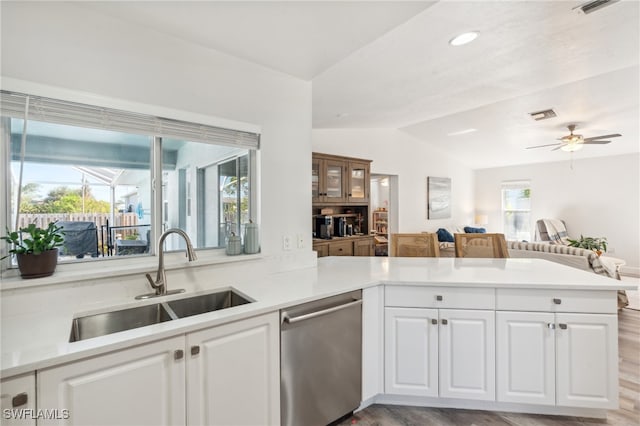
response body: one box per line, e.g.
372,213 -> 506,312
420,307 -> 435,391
500,180 -> 530,190
0,90 -> 260,149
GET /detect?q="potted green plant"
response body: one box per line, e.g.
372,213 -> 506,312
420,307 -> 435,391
567,235 -> 608,256
1,222 -> 65,278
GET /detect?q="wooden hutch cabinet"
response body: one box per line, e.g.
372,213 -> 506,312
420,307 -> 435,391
312,153 -> 370,205
312,152 -> 374,257
313,235 -> 374,258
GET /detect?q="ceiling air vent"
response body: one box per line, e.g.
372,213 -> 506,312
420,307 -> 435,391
573,0 -> 619,15
529,109 -> 557,121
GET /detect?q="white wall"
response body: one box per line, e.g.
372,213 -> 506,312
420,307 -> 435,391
312,129 -> 475,232
1,2 -> 313,269
475,153 -> 640,268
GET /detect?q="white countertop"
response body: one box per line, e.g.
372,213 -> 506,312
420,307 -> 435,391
1,257 -> 634,378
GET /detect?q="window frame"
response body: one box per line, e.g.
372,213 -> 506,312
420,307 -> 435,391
0,87 -> 261,280
501,180 -> 532,242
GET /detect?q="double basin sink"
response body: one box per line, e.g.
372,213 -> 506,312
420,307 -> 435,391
69,289 -> 253,342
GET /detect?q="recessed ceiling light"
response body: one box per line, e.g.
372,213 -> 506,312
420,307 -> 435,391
449,31 -> 479,46
336,112 -> 349,118
447,128 -> 477,136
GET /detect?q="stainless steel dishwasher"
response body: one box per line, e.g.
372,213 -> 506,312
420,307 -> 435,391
281,290 -> 362,426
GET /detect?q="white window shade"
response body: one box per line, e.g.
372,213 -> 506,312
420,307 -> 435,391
1,90 -> 260,149
501,180 -> 530,190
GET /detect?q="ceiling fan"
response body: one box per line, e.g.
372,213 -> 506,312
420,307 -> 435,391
526,124 -> 621,152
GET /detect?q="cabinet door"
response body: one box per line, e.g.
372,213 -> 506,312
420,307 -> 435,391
311,157 -> 323,203
496,311 -> 555,405
313,242 -> 329,258
1,373 -> 36,426
186,312 -> 280,426
384,307 -> 438,397
354,238 -> 374,256
439,309 -> 495,401
556,313 -> 618,409
324,159 -> 347,203
347,161 -> 369,203
38,336 -> 186,426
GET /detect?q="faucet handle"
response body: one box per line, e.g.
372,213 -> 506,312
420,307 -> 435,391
145,273 -> 159,289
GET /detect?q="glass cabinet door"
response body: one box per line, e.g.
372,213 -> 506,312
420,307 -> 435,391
325,160 -> 345,201
312,157 -> 322,202
348,161 -> 369,202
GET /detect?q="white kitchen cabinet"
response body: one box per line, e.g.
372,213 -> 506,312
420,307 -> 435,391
384,307 -> 438,397
439,309 -> 495,401
496,311 -> 618,409
384,307 -> 495,401
186,312 -> 280,426
37,312 -> 280,426
1,373 -> 36,426
38,336 -> 186,426
496,311 -> 556,405
556,313 -> 618,409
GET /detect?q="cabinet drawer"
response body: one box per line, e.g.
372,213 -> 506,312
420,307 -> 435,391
329,240 -> 353,256
496,289 -> 617,314
385,286 -> 494,309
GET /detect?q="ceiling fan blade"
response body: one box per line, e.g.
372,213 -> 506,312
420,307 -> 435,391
584,133 -> 621,141
583,140 -> 611,144
526,143 -> 562,149
551,145 -> 565,151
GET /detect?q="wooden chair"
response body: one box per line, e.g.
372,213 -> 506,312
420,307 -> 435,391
390,233 -> 440,257
454,233 -> 509,258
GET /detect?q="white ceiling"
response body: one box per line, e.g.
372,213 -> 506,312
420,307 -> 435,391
74,1 -> 639,169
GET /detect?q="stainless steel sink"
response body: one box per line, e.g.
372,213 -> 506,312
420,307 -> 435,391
69,303 -> 173,342
69,289 -> 253,342
167,289 -> 252,319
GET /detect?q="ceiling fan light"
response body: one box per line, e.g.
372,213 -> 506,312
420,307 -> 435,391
561,143 -> 584,152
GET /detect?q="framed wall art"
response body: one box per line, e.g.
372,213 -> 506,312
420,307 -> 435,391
427,176 -> 451,219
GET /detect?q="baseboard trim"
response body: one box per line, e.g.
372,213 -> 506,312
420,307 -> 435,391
365,393 -> 609,419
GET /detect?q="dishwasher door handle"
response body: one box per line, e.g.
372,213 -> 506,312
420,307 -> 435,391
282,299 -> 362,324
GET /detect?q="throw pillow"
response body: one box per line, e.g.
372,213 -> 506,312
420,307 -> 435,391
464,226 -> 486,233
436,228 -> 455,242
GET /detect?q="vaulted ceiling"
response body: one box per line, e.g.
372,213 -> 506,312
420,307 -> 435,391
41,1 -> 640,169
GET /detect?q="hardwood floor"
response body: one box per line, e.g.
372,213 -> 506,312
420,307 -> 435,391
338,308 -> 640,426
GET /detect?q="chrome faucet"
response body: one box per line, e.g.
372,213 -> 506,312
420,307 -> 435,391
136,228 -> 197,300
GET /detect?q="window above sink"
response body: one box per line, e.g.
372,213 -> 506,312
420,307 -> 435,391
0,90 -> 260,277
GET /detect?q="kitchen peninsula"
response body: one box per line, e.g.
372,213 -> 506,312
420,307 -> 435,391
1,257 -> 634,425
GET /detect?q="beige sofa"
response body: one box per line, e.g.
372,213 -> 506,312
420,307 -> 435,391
507,241 -> 623,278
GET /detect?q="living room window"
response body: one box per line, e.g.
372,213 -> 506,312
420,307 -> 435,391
501,180 -> 531,241
1,91 -> 259,269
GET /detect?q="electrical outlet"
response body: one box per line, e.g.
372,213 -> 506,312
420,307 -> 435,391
297,233 -> 304,249
283,235 -> 292,251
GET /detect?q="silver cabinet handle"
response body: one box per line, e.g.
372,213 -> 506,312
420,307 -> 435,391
553,298 -> 562,305
441,319 -> 448,325
431,318 -> 438,325
174,349 -> 184,360
547,323 -> 556,329
191,345 -> 200,356
559,323 -> 567,330
12,393 -> 28,408
282,299 -> 362,324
